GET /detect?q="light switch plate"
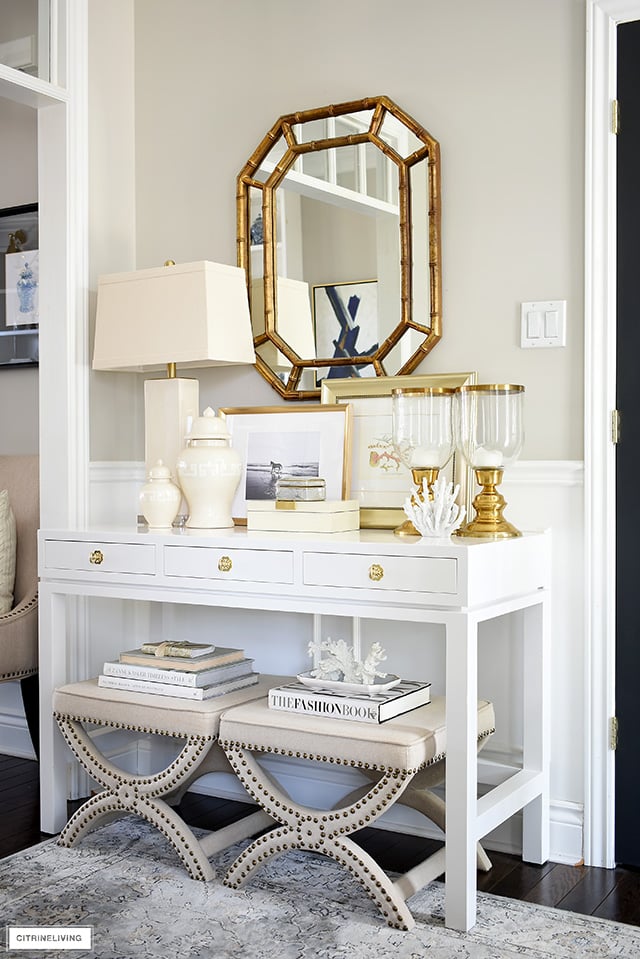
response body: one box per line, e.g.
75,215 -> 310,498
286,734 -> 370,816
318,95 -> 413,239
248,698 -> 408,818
520,300 -> 566,348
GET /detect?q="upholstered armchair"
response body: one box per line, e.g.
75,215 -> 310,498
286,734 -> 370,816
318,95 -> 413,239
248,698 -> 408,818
0,455 -> 39,756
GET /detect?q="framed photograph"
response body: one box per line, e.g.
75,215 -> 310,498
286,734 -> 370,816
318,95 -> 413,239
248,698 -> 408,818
321,372 -> 476,529
312,279 -> 378,385
0,203 -> 39,369
219,405 -> 352,523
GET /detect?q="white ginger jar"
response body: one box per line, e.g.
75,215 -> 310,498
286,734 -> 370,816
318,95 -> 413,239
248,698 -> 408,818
139,460 -> 181,529
176,408 -> 241,529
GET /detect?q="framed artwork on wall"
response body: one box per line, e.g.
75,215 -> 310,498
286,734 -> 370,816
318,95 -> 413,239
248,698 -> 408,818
0,203 -> 39,369
219,404 -> 352,523
321,371 -> 477,529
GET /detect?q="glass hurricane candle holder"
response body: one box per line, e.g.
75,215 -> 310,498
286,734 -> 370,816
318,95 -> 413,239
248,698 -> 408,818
454,384 -> 524,539
392,387 -> 455,536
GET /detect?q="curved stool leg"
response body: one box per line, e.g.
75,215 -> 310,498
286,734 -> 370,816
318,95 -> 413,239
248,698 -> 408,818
223,744 -> 417,930
336,776 -> 492,872
55,716 -> 217,880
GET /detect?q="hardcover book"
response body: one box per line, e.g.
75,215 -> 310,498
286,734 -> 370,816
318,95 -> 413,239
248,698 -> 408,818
268,679 -> 431,724
97,671 -> 260,701
139,640 -> 215,659
119,646 -> 245,672
102,657 -> 255,688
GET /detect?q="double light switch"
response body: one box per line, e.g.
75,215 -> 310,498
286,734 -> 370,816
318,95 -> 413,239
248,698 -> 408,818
520,300 -> 566,348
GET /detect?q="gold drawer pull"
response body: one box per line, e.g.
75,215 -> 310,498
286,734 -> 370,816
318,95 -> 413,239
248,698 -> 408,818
218,555 -> 233,573
369,563 -> 384,582
89,549 -> 104,566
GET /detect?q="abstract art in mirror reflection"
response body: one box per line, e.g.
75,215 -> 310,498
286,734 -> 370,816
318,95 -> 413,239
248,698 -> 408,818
403,476 -> 466,538
312,279 -> 378,385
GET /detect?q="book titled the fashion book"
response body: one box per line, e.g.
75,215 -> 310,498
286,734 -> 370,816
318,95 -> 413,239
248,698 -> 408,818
119,646 -> 245,672
268,679 -> 431,724
97,671 -> 259,701
102,657 -> 255,688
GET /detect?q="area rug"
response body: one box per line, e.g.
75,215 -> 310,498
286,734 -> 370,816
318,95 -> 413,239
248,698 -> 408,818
0,818 -> 638,959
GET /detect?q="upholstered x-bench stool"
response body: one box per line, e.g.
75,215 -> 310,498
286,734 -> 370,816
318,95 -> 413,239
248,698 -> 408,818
218,695 -> 495,930
52,676 -> 283,881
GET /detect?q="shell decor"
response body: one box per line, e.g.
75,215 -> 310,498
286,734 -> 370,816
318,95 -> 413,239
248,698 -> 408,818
307,638 -> 387,685
403,476 -> 466,538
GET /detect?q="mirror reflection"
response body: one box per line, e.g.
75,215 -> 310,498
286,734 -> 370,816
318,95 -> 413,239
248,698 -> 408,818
238,96 -> 442,399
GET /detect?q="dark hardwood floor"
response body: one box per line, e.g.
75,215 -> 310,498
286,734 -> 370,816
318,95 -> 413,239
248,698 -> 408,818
3,754 -> 640,926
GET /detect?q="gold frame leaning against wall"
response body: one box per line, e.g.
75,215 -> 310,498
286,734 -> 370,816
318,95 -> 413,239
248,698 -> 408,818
237,95 -> 442,400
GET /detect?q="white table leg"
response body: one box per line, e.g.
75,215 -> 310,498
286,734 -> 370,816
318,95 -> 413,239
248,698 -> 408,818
522,598 -> 551,863
444,612 -> 479,932
39,584 -> 71,833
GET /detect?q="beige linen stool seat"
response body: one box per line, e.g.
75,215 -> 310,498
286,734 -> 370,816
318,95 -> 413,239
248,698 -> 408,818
219,695 -> 495,930
52,676 -> 282,881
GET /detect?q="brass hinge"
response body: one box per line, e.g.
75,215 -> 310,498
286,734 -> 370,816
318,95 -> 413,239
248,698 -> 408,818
613,99 -> 620,135
612,409 -> 622,444
610,716 -> 619,750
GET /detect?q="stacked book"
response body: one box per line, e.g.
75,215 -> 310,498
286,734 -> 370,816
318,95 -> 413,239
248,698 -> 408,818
98,641 -> 258,701
268,678 -> 431,725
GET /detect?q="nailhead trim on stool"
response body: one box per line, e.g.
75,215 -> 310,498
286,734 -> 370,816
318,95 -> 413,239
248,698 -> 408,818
218,695 -> 495,931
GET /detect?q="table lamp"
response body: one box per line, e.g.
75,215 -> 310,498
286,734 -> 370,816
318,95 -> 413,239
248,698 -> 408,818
454,384 -> 524,538
392,386 -> 455,536
92,260 -> 256,488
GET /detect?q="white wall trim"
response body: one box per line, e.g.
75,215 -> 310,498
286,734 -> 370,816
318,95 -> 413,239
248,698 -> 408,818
584,0 -> 640,870
508,461 -> 584,487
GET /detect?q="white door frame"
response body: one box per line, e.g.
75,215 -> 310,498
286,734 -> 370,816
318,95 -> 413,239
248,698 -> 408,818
585,0 -> 640,869
0,0 -> 89,529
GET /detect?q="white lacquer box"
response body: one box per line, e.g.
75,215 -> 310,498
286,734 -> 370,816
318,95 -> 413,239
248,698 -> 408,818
246,499 -> 360,533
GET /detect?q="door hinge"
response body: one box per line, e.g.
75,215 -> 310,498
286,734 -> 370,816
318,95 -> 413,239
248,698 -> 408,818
612,409 -> 622,444
613,99 -> 620,135
610,716 -> 619,750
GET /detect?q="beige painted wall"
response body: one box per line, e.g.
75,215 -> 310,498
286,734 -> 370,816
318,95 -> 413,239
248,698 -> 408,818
121,0 -> 585,463
0,97 -> 38,455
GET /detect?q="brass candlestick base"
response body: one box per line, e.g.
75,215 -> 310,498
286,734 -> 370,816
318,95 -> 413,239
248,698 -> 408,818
454,468 -> 521,539
395,467 -> 440,537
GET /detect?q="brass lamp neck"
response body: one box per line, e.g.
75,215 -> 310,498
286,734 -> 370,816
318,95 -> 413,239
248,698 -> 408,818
166,362 -> 177,379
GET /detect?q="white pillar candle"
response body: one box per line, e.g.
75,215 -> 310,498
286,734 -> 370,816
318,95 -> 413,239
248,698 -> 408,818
473,447 -> 503,468
410,446 -> 442,467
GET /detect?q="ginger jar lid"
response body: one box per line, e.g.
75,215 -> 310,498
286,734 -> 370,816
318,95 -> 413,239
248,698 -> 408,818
147,459 -> 173,481
186,407 -> 231,441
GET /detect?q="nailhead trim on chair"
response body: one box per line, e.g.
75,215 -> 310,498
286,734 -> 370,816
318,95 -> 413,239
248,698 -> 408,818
217,726 -> 496,778
0,593 -> 38,622
0,667 -> 37,680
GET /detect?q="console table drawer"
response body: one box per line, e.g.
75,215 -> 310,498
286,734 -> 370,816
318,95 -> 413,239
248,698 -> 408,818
164,545 -> 294,584
303,552 -> 458,595
43,540 -> 156,576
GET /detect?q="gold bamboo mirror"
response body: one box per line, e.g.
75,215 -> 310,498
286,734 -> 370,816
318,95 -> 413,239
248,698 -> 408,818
237,95 -> 442,400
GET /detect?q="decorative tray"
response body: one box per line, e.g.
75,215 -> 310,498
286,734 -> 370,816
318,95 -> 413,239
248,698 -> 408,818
296,672 -> 401,696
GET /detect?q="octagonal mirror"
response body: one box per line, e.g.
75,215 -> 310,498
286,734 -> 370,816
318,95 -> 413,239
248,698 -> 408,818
237,95 -> 442,400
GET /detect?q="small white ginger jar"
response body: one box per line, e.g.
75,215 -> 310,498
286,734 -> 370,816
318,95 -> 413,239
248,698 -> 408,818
139,460 -> 181,529
176,408 -> 241,529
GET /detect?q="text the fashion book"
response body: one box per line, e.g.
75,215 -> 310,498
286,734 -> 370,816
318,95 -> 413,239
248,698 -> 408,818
268,680 -> 431,724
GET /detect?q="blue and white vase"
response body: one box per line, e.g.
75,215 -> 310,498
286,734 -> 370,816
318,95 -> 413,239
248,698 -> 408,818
16,261 -> 37,316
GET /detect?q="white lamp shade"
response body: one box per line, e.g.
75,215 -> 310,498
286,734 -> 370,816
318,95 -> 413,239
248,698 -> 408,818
92,260 -> 256,371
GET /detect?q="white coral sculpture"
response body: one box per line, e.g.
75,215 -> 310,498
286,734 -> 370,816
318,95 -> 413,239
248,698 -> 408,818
403,475 -> 466,538
307,638 -> 388,684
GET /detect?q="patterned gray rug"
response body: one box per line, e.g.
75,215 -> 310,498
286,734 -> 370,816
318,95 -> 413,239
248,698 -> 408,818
0,817 -> 638,958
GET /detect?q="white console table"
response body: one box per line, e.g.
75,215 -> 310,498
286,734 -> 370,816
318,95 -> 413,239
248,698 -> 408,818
37,526 -> 551,932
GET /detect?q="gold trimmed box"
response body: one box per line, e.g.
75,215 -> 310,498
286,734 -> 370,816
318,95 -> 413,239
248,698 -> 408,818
247,499 -> 360,533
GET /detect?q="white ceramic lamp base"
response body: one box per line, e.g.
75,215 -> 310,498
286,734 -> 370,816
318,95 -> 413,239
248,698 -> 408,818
144,377 -> 199,521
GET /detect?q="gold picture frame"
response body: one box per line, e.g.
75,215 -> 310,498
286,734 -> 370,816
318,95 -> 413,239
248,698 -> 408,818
220,404 -> 352,524
321,372 -> 476,529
